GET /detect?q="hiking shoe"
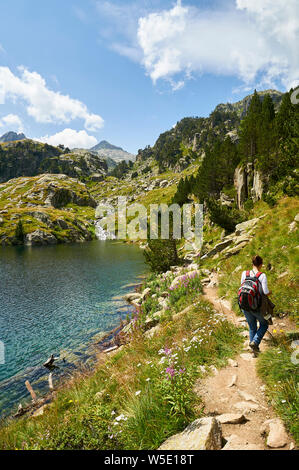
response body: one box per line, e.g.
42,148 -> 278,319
249,341 -> 260,353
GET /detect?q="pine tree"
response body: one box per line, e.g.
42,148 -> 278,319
15,220 -> 24,243
239,90 -> 262,163
258,94 -> 277,167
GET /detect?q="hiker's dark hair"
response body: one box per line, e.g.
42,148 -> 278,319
252,255 -> 263,267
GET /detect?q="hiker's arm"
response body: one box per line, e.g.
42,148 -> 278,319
261,275 -> 271,296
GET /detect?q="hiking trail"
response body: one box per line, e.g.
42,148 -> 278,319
193,274 -> 296,450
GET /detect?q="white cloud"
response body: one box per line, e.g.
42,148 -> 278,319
37,129 -> 98,149
135,0 -> 299,90
0,114 -> 23,132
0,66 -> 104,131
95,1 -> 147,62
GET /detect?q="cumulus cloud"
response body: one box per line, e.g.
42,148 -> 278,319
0,66 -> 104,131
0,114 -> 23,132
37,129 -> 98,149
136,0 -> 299,90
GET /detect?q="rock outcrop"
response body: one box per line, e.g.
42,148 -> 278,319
158,418 -> 223,451
25,230 -> 57,246
0,140 -> 107,183
261,418 -> 288,448
0,174 -> 96,246
234,164 -> 264,209
201,216 -> 263,260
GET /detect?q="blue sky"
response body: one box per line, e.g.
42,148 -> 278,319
0,0 -> 298,153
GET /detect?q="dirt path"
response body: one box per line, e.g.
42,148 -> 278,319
194,278 -> 295,450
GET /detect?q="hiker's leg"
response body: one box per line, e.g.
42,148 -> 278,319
243,310 -> 257,343
252,312 -> 269,346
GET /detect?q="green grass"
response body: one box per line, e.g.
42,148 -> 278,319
257,338 -> 299,445
0,280 -> 243,450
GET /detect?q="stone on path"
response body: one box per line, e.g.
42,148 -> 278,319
240,353 -> 254,361
228,359 -> 238,367
238,390 -> 259,403
261,419 -> 288,448
217,413 -> 248,425
234,401 -> 259,413
227,375 -> 237,388
222,434 -> 263,451
158,417 -> 223,451
240,331 -> 249,337
210,366 -> 218,375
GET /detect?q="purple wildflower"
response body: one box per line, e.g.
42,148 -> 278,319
165,367 -> 176,379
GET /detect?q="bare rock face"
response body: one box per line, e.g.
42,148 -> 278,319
234,166 -> 247,210
251,169 -> 264,202
25,229 -> 57,246
235,218 -> 260,235
44,183 -> 96,209
159,417 -> 223,451
234,164 -> 264,209
261,418 -> 288,448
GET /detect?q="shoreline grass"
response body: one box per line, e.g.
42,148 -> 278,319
0,284 -> 243,450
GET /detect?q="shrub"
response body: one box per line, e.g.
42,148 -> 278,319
144,239 -> 180,273
14,220 -> 25,243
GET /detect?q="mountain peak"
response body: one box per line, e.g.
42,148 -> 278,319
90,140 -> 136,164
0,131 -> 27,143
91,140 -> 124,152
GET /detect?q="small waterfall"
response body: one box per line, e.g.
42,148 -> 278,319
95,220 -> 116,241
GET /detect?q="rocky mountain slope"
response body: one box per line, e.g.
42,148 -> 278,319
0,131 -> 27,143
0,140 -> 108,183
0,174 -> 97,246
90,140 -> 136,164
136,89 -> 284,171
0,87 -> 296,248
215,89 -> 283,119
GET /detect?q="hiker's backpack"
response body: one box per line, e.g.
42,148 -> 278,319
238,271 -> 263,311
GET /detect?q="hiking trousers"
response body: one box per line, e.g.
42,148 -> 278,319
242,310 -> 269,346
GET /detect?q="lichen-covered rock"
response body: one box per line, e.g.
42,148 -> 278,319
158,417 -> 223,451
235,218 -> 259,235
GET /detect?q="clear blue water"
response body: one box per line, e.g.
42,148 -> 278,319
0,241 -> 146,417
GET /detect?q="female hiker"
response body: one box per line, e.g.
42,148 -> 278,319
239,255 -> 272,354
